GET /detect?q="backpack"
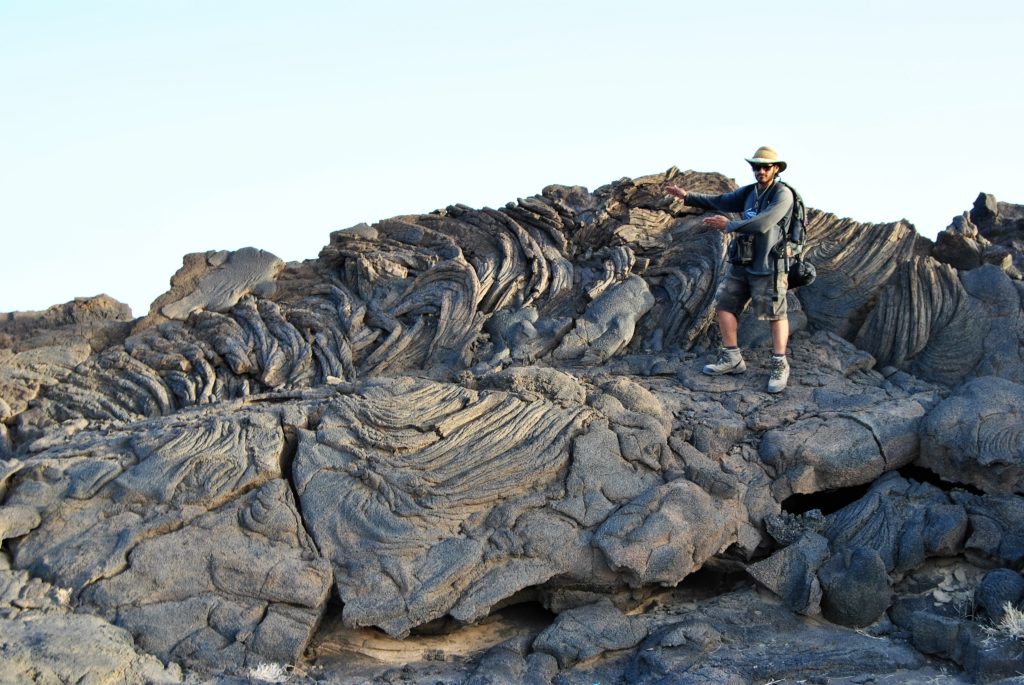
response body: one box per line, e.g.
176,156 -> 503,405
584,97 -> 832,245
779,181 -> 806,250
777,181 -> 816,288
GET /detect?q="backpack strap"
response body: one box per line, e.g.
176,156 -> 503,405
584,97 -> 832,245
770,182 -> 799,303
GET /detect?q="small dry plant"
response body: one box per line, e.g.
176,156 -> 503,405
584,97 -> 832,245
247,662 -> 291,683
983,602 -> 1024,642
997,602 -> 1024,639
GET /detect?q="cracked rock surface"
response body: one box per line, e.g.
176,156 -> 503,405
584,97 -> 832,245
2,169 -> 1024,683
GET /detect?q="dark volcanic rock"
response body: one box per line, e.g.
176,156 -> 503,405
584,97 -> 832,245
953,491 -> 1024,568
759,396 -> 925,499
625,587 -> 927,685
975,568 -> 1024,621
819,546 -> 892,628
824,473 -> 968,574
972,191 -> 1024,274
5,405 -> 332,670
920,376 -> 1024,495
3,171 -> 1024,682
531,598 -> 648,668
0,294 -> 134,352
890,592 -> 1024,684
746,531 -> 829,615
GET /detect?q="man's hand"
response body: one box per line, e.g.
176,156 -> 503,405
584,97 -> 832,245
702,215 -> 729,232
664,185 -> 688,200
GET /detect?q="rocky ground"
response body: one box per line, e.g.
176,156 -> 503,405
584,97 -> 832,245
2,169 -> 1023,684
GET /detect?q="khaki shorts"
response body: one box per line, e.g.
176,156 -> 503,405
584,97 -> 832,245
713,265 -> 788,321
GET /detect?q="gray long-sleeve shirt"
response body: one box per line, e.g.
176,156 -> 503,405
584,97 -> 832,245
685,181 -> 794,275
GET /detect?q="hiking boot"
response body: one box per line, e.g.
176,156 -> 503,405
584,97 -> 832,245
767,355 -> 790,393
703,347 -> 746,376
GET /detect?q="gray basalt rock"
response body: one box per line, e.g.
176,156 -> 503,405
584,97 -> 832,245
746,531 -> 829,615
823,473 -> 968,574
975,568 -> 1024,621
550,273 -> 655,363
1,568 -> 71,618
0,503 -> 39,544
0,294 -> 134,352
934,213 -> 987,271
758,397 -> 926,500
625,587 -> 926,684
934,210 -> 1021,278
890,592 -> 1024,683
150,247 -> 284,321
593,478 -> 739,587
920,376 -> 1024,495
289,373 -> 739,637
854,258 -> 1024,387
749,471 -> 971,629
463,635 -> 533,685
3,172 -> 1024,683
531,598 -> 648,669
818,546 -> 892,628
82,479 -> 331,668
763,509 -> 827,546
4,405 -> 332,671
848,192 -> 1024,387
1,566 -> 183,684
1,173 -> 716,448
952,490 -> 1024,568
626,619 -> 726,682
292,376 -> 593,637
0,344 -> 92,424
972,191 -> 1024,276
797,210 -> 924,340
1,612 -> 184,684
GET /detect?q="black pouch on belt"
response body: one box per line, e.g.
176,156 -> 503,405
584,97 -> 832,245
729,234 -> 754,266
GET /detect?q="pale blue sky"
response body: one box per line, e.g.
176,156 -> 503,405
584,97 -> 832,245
2,1 -> 1021,316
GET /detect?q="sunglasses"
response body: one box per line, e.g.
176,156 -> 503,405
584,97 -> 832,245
751,164 -> 776,171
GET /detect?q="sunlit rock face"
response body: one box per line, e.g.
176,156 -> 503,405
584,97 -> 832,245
2,169 -> 1023,683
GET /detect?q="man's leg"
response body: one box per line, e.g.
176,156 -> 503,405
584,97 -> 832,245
703,271 -> 748,376
770,317 -> 789,356
752,272 -> 790,393
767,314 -> 790,393
719,309 -> 739,348
704,308 -> 746,375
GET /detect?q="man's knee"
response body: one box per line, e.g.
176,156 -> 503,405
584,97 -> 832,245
750,274 -> 787,320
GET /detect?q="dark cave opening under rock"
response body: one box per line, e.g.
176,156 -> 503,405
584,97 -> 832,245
781,482 -> 873,516
779,464 -> 985,517
897,463 -> 985,496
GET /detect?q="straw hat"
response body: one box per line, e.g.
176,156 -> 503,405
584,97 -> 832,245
745,146 -> 787,172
